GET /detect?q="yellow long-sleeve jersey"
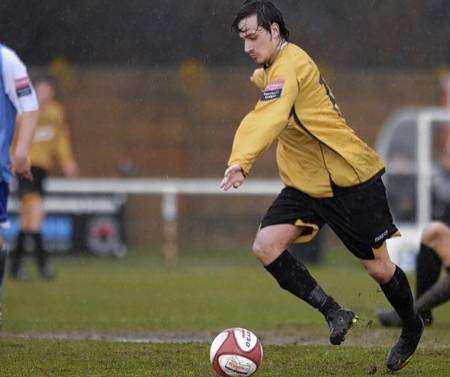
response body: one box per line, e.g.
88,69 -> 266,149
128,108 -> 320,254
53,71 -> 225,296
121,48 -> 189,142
27,101 -> 75,171
228,43 -> 385,198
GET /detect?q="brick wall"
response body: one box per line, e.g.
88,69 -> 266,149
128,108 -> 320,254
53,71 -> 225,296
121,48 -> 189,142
49,67 -> 442,250
59,67 -> 441,178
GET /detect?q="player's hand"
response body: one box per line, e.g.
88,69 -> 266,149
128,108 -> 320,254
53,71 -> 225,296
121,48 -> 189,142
11,153 -> 32,180
250,68 -> 265,90
220,164 -> 245,191
63,161 -> 79,177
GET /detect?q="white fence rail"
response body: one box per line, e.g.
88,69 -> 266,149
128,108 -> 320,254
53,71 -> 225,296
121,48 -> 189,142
45,178 -> 282,266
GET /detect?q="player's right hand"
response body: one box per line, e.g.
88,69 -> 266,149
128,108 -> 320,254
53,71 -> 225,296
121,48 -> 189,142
250,68 -> 265,90
11,153 -> 32,180
220,164 -> 245,191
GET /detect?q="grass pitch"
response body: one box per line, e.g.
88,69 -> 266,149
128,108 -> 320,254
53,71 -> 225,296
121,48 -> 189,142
1,248 -> 449,376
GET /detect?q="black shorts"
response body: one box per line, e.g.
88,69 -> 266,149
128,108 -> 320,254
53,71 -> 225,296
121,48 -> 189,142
260,176 -> 399,260
17,166 -> 48,198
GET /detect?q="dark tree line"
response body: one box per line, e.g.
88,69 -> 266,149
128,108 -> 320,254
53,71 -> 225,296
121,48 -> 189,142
0,0 -> 449,68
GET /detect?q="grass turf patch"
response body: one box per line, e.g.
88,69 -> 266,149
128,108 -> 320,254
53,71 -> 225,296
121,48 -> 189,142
1,248 -> 449,376
2,249 -> 449,344
0,338 -> 449,377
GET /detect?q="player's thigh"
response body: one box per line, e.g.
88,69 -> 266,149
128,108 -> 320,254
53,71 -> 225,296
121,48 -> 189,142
319,177 -> 399,260
253,224 -> 304,265
260,187 -> 324,238
253,223 -> 303,252
254,187 -> 323,264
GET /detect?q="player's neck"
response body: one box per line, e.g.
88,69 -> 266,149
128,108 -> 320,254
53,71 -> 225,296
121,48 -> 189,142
264,39 -> 288,68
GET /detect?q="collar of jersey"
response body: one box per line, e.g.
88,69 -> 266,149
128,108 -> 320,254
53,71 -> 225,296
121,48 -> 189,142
263,41 -> 289,70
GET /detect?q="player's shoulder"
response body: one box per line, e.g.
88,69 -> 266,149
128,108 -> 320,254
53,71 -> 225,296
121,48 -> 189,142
283,43 -> 313,63
272,43 -> 315,74
0,44 -> 23,66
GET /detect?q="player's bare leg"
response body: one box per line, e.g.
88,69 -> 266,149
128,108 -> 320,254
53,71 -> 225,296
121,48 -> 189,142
361,242 -> 423,372
253,224 -> 357,345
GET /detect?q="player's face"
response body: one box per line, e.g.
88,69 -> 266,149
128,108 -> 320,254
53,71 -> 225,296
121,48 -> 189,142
238,14 -> 280,65
36,82 -> 55,106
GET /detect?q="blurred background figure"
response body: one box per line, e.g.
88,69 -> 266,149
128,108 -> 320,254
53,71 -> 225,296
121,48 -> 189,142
9,76 -> 78,280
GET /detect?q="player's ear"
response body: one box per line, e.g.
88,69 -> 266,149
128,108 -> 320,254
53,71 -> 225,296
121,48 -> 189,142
270,22 -> 280,39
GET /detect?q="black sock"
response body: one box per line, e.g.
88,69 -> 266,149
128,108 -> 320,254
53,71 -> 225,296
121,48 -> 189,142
416,244 -> 442,298
0,244 -> 7,288
415,271 -> 450,312
10,231 -> 26,276
380,265 -> 418,329
31,232 -> 47,270
446,266 -> 450,274
265,250 -> 340,317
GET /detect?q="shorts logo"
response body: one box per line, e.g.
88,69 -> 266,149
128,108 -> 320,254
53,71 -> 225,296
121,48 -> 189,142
15,77 -> 32,97
374,229 -> 388,243
261,79 -> 284,101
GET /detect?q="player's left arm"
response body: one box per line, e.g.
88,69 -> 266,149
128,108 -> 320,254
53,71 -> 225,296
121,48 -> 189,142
221,62 -> 298,191
13,111 -> 38,179
3,48 -> 39,179
221,67 -> 269,191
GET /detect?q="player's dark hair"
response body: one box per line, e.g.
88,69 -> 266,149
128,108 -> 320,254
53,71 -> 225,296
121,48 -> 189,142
232,1 -> 289,41
34,75 -> 60,96
34,75 -> 58,89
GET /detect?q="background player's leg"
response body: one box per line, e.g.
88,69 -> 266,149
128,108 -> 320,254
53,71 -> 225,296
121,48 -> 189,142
254,224 -> 356,345
0,239 -> 6,328
416,244 -> 441,302
414,222 -> 450,314
9,231 -> 26,279
23,193 -> 53,279
10,193 -> 40,279
32,232 -> 52,279
415,242 -> 441,324
415,269 -> 450,312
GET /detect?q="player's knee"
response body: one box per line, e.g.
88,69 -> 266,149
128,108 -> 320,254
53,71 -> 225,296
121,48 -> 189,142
252,238 -> 280,262
421,222 -> 448,245
252,238 -> 267,259
363,260 -> 394,284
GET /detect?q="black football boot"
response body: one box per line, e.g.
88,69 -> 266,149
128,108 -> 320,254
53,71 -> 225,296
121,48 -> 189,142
385,315 -> 424,372
326,307 -> 358,345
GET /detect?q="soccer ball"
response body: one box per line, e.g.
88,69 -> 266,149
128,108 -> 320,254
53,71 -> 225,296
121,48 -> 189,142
210,328 -> 263,376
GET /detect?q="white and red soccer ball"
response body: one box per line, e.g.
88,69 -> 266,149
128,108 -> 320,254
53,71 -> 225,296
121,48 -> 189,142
210,328 -> 263,376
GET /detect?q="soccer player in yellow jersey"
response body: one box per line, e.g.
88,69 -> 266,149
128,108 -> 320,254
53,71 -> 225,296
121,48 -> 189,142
10,77 -> 78,280
220,1 -> 423,372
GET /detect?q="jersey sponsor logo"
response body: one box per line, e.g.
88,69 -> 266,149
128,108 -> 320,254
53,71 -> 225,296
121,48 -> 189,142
33,127 -> 55,142
15,76 -> 32,97
260,79 -> 284,101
